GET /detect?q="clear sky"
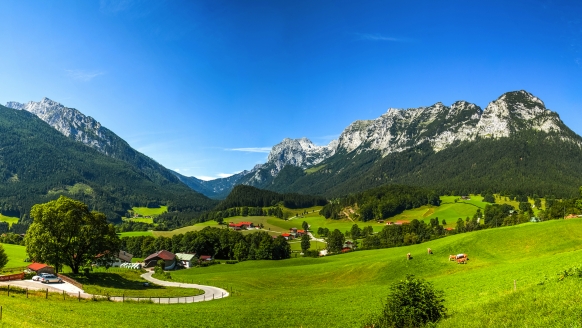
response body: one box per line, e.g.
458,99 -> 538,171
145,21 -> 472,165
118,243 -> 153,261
1,1 -> 581,180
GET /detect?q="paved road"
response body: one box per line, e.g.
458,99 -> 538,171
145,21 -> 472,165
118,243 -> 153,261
140,271 -> 229,303
0,272 -> 229,304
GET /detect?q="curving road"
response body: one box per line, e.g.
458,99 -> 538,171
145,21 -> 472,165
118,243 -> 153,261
0,272 -> 229,305
139,271 -> 229,303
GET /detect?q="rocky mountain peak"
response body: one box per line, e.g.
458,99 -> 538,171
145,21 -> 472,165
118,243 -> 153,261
267,137 -> 337,174
6,98 -> 112,153
475,90 -> 562,138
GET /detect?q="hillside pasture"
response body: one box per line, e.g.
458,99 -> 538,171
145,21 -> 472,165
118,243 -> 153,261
0,220 -> 581,326
117,231 -> 154,238
0,214 -> 19,226
131,206 -> 168,217
1,243 -> 28,270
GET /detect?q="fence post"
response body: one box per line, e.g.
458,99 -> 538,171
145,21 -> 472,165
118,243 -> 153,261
7,285 -> 9,297
46,288 -> 48,299
78,291 -> 80,302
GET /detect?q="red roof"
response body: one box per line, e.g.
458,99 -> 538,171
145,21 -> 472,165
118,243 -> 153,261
281,233 -> 291,237
297,230 -> 305,233
229,221 -> 253,227
199,255 -> 212,260
28,263 -> 49,271
144,250 -> 175,262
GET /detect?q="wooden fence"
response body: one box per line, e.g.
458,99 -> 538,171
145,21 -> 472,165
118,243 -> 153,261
57,274 -> 83,290
0,273 -> 24,281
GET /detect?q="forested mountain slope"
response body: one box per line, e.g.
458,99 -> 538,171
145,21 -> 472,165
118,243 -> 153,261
6,98 -> 192,189
0,104 -> 216,223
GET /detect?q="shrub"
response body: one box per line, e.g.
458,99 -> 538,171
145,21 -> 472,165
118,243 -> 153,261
365,274 -> 446,328
303,250 -> 319,258
225,260 -> 238,264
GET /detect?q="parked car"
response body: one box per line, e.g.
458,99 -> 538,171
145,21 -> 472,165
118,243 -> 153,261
32,273 -> 52,281
40,274 -> 62,284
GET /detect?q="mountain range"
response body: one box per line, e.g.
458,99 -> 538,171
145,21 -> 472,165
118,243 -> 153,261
183,90 -> 582,198
5,90 -> 582,211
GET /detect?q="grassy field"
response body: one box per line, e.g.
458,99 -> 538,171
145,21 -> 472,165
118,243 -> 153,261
138,194 -> 546,240
132,206 -> 168,217
1,243 -> 28,270
0,214 -> 19,226
117,231 -> 154,238
0,219 -> 581,326
289,240 -> 326,252
66,267 -> 203,298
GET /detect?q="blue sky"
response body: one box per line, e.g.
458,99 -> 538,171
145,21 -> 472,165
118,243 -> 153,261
1,0 -> 581,180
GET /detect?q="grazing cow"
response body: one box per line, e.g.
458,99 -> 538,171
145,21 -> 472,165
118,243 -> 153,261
427,248 -> 433,255
407,253 -> 412,260
449,255 -> 456,261
457,257 -> 467,264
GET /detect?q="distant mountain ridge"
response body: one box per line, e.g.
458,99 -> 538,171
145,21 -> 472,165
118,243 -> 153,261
197,90 -> 582,198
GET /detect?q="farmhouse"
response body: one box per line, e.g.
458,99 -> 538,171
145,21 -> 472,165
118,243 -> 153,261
199,255 -> 213,262
144,250 -> 177,270
176,253 -> 198,268
229,221 -> 254,230
27,263 -> 55,275
281,233 -> 292,240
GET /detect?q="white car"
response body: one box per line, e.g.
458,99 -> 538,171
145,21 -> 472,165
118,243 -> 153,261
32,273 -> 51,281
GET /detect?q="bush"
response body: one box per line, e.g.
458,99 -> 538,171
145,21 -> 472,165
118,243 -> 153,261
365,275 -> 446,328
225,260 -> 238,264
303,250 -> 319,258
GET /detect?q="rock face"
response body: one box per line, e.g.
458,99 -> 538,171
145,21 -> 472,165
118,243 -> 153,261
267,137 -> 337,174
335,90 -> 573,156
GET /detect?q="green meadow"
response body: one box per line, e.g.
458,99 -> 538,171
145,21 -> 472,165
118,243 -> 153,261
0,219 -> 581,326
0,214 -> 19,226
117,231 -> 154,238
1,243 -> 28,270
132,206 -> 168,217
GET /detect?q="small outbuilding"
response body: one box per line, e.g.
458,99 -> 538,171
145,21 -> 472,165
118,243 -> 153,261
176,253 -> 198,268
27,263 -> 55,275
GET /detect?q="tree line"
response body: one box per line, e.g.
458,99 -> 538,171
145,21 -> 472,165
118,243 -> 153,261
214,185 -> 327,210
120,226 -> 291,261
321,184 -> 440,221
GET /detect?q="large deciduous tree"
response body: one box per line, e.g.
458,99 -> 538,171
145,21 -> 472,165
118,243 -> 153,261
326,229 -> 345,253
25,196 -> 120,273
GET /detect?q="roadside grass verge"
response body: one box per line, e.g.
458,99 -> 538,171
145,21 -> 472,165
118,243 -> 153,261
65,268 -> 203,298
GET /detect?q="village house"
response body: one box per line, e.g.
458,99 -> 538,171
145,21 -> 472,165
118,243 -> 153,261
175,253 -> 198,268
229,221 -> 254,230
144,250 -> 177,270
94,250 -> 133,267
281,233 -> 292,240
27,263 -> 55,275
199,255 -> 213,262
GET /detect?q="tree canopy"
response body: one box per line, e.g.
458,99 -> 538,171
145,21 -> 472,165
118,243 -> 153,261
25,196 -> 120,273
